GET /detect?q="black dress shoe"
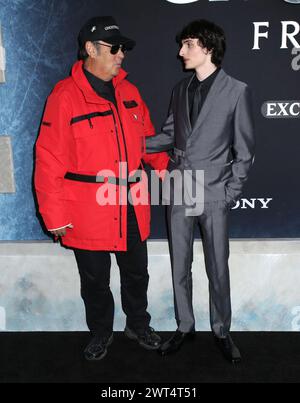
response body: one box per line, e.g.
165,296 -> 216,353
84,333 -> 113,361
124,326 -> 162,350
158,330 -> 196,356
214,334 -> 241,364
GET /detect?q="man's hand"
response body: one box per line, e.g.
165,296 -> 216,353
50,224 -> 73,237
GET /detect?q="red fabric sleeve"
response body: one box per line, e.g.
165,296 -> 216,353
139,99 -> 170,172
34,90 -> 72,230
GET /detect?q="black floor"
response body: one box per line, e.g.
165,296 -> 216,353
0,332 -> 299,384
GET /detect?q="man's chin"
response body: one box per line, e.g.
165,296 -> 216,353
112,69 -> 120,77
183,62 -> 193,70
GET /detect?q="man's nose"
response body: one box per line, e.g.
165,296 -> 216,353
117,48 -> 125,58
179,46 -> 185,57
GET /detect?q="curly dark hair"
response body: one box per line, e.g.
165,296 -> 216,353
176,19 -> 226,67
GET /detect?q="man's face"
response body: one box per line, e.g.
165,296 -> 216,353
179,38 -> 210,70
93,40 -> 125,79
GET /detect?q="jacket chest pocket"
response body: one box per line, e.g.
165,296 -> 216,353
123,100 -> 145,154
71,110 -> 113,138
123,100 -> 144,125
70,110 -> 114,171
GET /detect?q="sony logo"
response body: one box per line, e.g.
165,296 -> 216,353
231,198 -> 273,210
261,101 -> 300,118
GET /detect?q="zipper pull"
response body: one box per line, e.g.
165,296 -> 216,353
88,118 -> 93,129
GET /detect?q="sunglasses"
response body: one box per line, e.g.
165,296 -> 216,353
94,41 -> 132,55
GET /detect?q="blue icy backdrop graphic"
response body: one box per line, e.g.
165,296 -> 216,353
0,0 -> 85,240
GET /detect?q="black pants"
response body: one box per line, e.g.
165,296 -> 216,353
73,203 -> 151,337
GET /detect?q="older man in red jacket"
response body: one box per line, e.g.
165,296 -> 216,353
35,16 -> 169,360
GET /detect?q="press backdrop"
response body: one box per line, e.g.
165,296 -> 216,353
0,0 -> 300,240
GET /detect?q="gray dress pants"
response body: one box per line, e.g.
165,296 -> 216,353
167,200 -> 231,337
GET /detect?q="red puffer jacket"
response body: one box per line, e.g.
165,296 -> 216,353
35,60 -> 169,251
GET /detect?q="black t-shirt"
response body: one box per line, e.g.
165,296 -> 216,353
188,67 -> 220,117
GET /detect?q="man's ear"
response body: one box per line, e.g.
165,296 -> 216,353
198,40 -> 210,55
85,41 -> 98,58
203,47 -> 213,55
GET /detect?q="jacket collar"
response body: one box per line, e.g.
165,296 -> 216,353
193,68 -> 228,132
183,68 -> 228,132
71,60 -> 128,104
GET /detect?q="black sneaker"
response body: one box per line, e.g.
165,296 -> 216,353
124,326 -> 161,350
84,333 -> 113,361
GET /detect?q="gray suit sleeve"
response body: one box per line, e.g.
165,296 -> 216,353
225,85 -> 255,204
146,93 -> 175,153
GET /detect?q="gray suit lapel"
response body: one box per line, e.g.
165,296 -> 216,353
191,69 -> 227,134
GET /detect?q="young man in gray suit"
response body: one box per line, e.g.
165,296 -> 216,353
147,20 -> 255,363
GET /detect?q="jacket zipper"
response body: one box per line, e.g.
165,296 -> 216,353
88,118 -> 93,129
118,118 -> 129,165
70,110 -> 112,126
109,104 -> 123,239
115,107 -> 131,244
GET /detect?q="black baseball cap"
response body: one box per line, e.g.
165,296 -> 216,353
78,16 -> 135,50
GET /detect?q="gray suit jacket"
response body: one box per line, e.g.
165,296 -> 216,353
147,69 -> 255,204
